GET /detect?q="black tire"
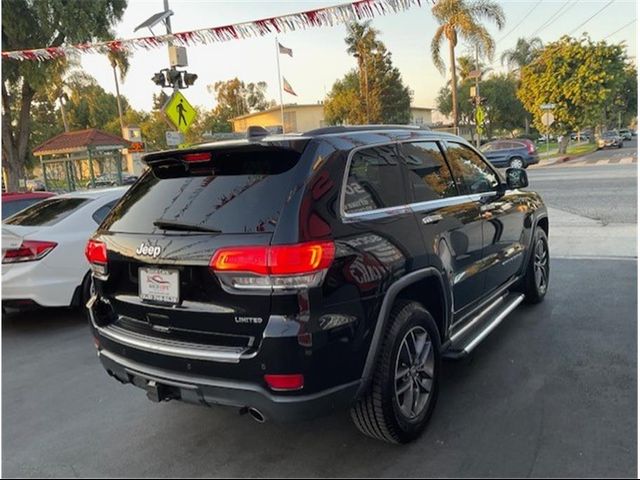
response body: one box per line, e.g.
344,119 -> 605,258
351,301 -> 441,444
520,228 -> 550,304
509,157 -> 525,169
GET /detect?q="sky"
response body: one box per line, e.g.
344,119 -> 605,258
78,0 -> 638,118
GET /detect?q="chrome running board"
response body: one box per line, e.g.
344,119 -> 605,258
444,293 -> 525,359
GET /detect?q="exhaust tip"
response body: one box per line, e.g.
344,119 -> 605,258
248,407 -> 266,423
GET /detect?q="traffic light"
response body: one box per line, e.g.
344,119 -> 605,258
151,71 -> 167,87
182,72 -> 198,87
150,68 -> 198,89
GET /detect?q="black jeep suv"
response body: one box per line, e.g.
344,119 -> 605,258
86,126 -> 549,444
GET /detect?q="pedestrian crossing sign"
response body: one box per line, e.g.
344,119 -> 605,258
163,91 -> 196,133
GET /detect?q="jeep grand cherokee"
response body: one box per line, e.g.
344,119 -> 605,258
86,126 -> 549,444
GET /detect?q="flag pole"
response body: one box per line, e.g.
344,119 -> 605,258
275,37 -> 286,134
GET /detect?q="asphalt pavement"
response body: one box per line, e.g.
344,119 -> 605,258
2,139 -> 637,478
2,258 -> 636,478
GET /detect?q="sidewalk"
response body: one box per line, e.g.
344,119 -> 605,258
548,207 -> 637,258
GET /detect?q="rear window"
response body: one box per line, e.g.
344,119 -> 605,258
103,149 -> 301,234
5,198 -> 89,226
2,198 -> 46,219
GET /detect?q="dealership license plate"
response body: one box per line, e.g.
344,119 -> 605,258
139,268 -> 180,304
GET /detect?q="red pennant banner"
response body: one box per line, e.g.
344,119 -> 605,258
1,0 -> 423,62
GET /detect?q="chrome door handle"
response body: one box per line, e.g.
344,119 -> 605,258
422,214 -> 443,225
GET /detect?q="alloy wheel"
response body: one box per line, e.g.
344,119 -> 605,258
533,237 -> 549,294
394,326 -> 435,420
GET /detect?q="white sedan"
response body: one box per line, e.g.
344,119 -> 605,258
2,187 -> 127,309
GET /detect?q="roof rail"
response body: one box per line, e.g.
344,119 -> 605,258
303,124 -> 431,136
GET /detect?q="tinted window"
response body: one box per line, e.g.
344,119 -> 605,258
2,198 -> 45,219
92,200 -> 118,225
446,142 -> 499,195
400,142 -> 457,202
103,151 -> 301,234
344,145 -> 405,214
5,198 -> 88,226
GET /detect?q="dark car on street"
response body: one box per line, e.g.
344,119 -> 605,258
86,126 -> 550,444
480,139 -> 540,169
597,131 -> 624,149
2,191 -> 56,220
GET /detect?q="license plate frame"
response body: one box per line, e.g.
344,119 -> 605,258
139,267 -> 180,304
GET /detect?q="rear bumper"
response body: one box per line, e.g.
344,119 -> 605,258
1,261 -> 78,307
98,348 -> 360,422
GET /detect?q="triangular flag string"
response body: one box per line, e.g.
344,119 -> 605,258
2,0 -> 425,61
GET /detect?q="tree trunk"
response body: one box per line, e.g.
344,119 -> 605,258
113,65 -> 125,133
449,39 -> 458,135
558,133 -> 571,154
2,81 -> 34,192
525,116 -> 530,135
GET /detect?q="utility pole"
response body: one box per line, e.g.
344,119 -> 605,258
475,44 -> 481,148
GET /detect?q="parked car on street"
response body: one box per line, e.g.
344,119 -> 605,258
570,131 -> 591,141
480,139 -> 540,169
86,126 -> 549,444
597,131 -> 624,149
618,129 -> 632,141
2,187 -> 127,310
2,191 -> 56,220
86,173 -> 139,189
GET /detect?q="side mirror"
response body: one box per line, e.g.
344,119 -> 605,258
505,168 -> 529,189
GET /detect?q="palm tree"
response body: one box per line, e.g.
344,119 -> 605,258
501,37 -> 543,72
107,49 -> 130,133
431,0 -> 505,133
345,22 -> 379,123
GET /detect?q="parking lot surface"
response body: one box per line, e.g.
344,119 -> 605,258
3,258 -> 636,478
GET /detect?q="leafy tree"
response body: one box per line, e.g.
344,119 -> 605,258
325,22 -> 411,125
436,81 -> 473,125
64,74 -> 126,131
430,0 -> 505,133
325,71 -> 365,125
518,35 -> 630,153
205,78 -> 273,133
480,73 -> 527,137
2,0 -> 126,191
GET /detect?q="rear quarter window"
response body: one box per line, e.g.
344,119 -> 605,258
5,198 -> 89,226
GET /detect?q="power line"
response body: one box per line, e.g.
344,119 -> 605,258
497,0 -> 543,45
605,18 -> 636,39
530,0 -> 577,37
569,0 -> 616,36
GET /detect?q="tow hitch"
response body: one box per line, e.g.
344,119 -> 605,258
145,380 -> 180,403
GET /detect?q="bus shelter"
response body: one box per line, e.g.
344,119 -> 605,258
33,129 -> 130,192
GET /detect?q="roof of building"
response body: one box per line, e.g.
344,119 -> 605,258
33,128 -> 130,156
231,104 -> 434,122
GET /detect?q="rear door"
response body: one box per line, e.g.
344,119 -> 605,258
481,142 -> 510,167
94,145 -> 307,348
399,140 -> 486,311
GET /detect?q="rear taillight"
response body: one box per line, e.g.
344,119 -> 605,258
210,241 -> 335,293
527,143 -> 535,154
85,239 -> 108,277
3,240 -> 57,264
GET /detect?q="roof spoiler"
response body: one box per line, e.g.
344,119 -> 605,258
247,126 -> 270,140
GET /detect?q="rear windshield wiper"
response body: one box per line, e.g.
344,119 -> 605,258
153,219 -> 222,233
